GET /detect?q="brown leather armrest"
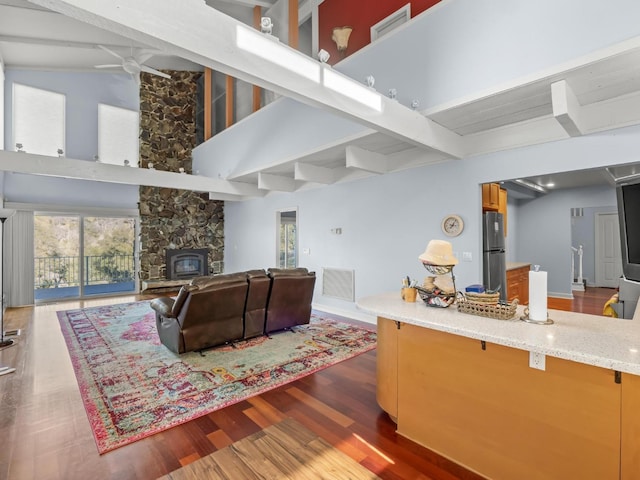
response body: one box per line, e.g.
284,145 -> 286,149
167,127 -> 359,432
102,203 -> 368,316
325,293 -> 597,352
150,297 -> 177,318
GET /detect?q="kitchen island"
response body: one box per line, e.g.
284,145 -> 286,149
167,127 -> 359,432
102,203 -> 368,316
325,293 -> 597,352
358,291 -> 640,480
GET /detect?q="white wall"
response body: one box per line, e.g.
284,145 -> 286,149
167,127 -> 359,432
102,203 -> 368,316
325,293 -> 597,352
338,0 -> 640,110
224,124 -> 640,317
572,205 -> 618,287
3,70 -> 139,209
505,195 -> 519,262
515,185 -> 617,295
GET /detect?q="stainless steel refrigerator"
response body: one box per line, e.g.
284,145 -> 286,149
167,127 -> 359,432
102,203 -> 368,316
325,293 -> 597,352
483,212 -> 507,302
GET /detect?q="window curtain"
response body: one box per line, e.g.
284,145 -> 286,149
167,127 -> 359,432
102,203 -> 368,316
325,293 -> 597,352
4,211 -> 34,307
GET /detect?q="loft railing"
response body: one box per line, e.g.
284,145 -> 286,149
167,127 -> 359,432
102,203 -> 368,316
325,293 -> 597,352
34,254 -> 134,289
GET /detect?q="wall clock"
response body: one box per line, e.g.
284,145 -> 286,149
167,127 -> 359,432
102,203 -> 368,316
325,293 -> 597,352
441,214 -> 464,237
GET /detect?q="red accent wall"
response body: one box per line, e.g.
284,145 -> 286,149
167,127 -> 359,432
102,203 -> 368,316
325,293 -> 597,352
319,0 -> 441,64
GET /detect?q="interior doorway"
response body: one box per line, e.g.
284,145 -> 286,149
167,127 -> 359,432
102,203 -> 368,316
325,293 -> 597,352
276,208 -> 297,269
594,212 -> 623,288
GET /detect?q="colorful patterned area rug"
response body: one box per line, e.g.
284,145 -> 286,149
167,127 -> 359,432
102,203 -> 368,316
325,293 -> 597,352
57,301 -> 376,454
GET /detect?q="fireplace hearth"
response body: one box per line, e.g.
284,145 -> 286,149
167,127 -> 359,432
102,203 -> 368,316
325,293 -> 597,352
166,248 -> 209,280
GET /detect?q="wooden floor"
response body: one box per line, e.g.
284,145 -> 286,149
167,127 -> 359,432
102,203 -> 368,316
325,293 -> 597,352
0,289 -> 608,480
158,418 -> 381,480
570,286 -> 618,315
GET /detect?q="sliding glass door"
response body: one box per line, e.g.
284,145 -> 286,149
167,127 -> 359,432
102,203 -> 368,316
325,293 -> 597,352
83,217 -> 136,296
34,215 -> 80,300
34,214 -> 137,301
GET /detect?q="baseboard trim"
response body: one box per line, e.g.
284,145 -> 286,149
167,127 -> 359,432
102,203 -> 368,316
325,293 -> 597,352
548,296 -> 573,311
312,303 -> 376,325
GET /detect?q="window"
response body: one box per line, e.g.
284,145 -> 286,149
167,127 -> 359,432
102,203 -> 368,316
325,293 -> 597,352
98,104 -> 139,167
0,64 -> 5,150
13,83 -> 65,156
277,208 -> 298,268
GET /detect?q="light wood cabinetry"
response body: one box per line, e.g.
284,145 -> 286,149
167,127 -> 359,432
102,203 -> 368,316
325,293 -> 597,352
622,373 -> 640,479
376,317 -> 398,422
499,187 -> 507,235
381,319 -> 622,480
507,264 -> 530,305
481,182 -> 500,211
482,183 -> 508,235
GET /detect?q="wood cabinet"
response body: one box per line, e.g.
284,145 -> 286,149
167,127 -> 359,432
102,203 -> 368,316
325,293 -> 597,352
622,373 -> 640,479
499,187 -> 508,235
482,182 -> 500,211
382,319 -> 622,480
376,317 -> 398,422
507,264 -> 530,305
482,183 -> 508,235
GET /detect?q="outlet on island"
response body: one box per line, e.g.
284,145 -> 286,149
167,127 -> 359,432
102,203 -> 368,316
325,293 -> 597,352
529,351 -> 546,370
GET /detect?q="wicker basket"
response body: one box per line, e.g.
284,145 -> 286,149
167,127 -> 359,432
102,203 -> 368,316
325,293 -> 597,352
463,291 -> 500,304
457,293 -> 519,320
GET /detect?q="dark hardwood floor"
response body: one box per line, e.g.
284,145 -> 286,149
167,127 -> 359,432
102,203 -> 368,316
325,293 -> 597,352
0,289 -> 608,480
570,286 -> 618,315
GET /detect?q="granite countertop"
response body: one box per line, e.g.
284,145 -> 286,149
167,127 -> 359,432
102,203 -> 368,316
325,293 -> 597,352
357,291 -> 640,376
506,262 -> 531,271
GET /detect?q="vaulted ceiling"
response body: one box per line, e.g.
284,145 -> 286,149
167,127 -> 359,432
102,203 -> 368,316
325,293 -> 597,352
0,0 -> 287,72
2,0 -> 640,200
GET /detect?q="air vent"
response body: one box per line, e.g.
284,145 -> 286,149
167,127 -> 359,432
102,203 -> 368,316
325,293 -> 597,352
370,4 -> 411,41
322,268 -> 355,302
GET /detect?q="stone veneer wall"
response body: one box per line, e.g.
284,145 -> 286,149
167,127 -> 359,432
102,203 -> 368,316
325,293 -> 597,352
138,71 -> 224,281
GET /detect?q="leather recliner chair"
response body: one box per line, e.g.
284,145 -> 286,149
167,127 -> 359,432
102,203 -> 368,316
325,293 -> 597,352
244,269 -> 271,339
150,272 -> 248,354
264,268 -> 316,334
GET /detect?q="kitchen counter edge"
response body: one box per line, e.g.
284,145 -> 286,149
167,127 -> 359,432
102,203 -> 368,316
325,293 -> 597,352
358,291 -> 640,376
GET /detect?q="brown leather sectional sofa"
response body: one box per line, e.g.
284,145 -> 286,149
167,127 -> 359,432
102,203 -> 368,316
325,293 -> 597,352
150,268 -> 316,354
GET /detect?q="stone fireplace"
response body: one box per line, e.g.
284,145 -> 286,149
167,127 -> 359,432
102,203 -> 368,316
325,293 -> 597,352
138,71 -> 224,282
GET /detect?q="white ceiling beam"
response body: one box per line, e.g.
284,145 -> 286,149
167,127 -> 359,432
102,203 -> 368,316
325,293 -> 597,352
579,91 -> 640,134
345,145 -> 388,174
0,150 -> 260,198
464,116 -> 568,157
0,34 -> 133,51
294,162 -> 335,184
258,172 -> 297,192
208,0 -> 275,9
551,80 -> 584,137
208,192 -> 257,201
28,0 -> 463,158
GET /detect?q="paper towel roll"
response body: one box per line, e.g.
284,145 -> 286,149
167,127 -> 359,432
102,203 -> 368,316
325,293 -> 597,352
529,269 -> 548,321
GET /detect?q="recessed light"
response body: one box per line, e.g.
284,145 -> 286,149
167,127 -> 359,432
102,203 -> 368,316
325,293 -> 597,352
546,182 -> 555,188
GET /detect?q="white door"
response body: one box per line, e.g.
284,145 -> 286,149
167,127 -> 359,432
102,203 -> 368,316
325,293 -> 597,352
595,213 -> 623,288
